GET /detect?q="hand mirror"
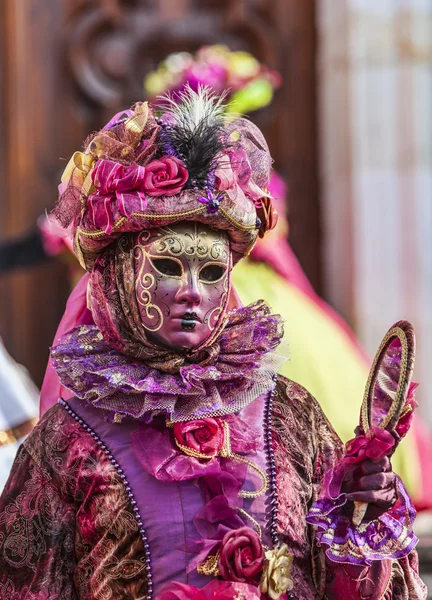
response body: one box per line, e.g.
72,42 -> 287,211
353,321 -> 416,526
360,320 -> 415,434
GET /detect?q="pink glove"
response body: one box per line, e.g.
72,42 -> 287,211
338,426 -> 398,520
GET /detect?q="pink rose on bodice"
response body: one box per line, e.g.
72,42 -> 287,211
218,526 -> 265,583
173,417 -> 225,458
143,156 -> 188,196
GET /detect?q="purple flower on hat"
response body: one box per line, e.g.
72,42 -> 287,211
198,189 -> 224,214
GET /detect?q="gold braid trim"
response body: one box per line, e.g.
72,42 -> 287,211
360,325 -> 409,432
197,551 -> 220,576
76,206 -> 207,239
237,507 -> 262,538
220,421 -> 268,498
218,205 -> 260,232
174,440 -> 219,460
171,419 -> 268,499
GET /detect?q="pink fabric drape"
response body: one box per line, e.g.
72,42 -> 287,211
40,274 -> 243,417
40,273 -> 93,416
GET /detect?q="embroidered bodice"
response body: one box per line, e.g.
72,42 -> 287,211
0,377 -> 425,599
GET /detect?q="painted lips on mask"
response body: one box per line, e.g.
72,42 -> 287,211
181,312 -> 201,331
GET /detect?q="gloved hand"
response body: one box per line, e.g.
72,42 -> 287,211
342,455 -> 397,520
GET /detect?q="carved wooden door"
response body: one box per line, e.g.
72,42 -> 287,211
0,0 -> 318,384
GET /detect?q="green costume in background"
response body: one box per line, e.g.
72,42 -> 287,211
233,260 -> 420,494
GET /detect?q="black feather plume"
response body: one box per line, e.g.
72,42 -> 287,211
158,86 -> 231,189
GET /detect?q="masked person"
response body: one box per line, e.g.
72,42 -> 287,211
144,46 -> 432,507
0,89 -> 425,599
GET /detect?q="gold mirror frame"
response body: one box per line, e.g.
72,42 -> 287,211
360,320 -> 415,434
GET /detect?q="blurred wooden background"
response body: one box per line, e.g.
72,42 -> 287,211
1,2 -> 432,581
0,0 -> 320,386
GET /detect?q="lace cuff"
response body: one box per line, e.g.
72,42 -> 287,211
307,477 -> 417,567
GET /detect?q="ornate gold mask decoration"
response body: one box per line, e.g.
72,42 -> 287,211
134,222 -> 231,350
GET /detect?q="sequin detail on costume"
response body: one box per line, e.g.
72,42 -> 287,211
50,301 -> 284,423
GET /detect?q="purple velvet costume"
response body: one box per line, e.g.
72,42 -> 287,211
0,374 -> 426,598
0,93 -> 426,599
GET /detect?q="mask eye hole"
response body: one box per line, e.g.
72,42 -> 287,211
199,264 -> 227,283
151,258 -> 182,277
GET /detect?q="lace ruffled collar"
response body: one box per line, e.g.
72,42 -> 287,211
51,300 -> 284,423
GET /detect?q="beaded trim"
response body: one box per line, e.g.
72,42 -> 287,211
264,374 -> 279,547
58,398 -> 154,598
264,378 -> 296,600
